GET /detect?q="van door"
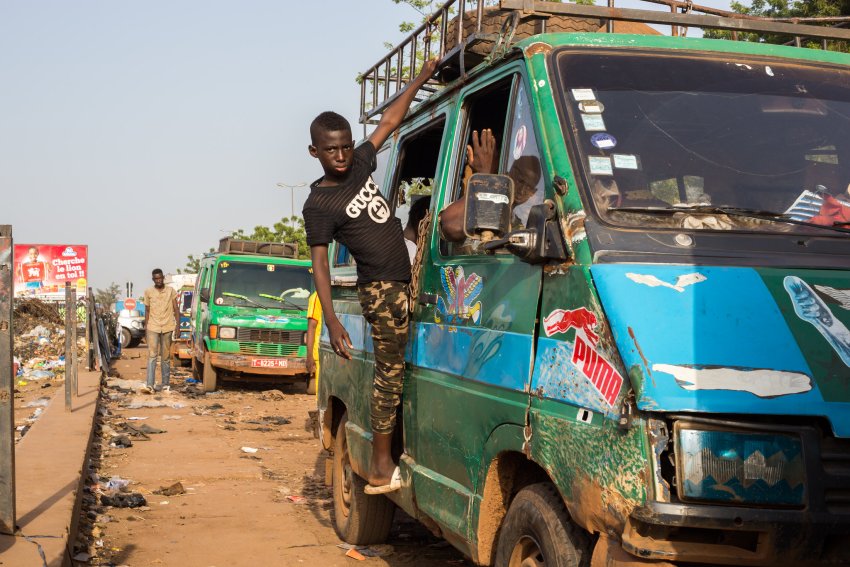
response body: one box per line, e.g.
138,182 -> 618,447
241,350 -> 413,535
191,262 -> 213,362
407,71 -> 546,537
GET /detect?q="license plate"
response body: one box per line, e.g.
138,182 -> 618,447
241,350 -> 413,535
251,358 -> 288,368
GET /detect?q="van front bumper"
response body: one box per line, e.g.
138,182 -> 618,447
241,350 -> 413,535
209,352 -> 307,376
623,501 -> 850,566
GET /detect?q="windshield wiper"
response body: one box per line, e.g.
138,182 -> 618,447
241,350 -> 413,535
221,292 -> 270,309
258,293 -> 302,310
608,205 -> 850,234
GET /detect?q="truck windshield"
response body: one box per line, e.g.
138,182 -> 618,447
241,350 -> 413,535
213,261 -> 313,310
555,50 -> 850,235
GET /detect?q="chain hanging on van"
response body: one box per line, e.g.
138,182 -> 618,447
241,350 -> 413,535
408,211 -> 433,314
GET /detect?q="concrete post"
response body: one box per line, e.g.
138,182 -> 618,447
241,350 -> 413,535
0,225 -> 15,534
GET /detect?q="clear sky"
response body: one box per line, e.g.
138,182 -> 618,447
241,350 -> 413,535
1,0 -> 732,296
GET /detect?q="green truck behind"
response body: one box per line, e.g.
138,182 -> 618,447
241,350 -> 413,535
189,238 -> 314,392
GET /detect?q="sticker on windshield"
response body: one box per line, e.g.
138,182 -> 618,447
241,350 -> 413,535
572,88 -> 596,101
580,113 -> 606,132
215,297 -> 224,305
578,100 -> 604,114
613,154 -> 639,170
219,262 -> 229,269
513,124 -> 527,160
267,265 -> 275,272
591,133 -> 617,150
588,156 -> 613,176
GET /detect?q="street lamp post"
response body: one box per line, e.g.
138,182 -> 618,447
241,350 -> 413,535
276,182 -> 307,226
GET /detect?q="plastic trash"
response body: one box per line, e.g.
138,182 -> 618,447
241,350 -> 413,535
241,446 -> 259,454
23,398 -> 51,408
104,476 -> 131,491
28,370 -> 55,379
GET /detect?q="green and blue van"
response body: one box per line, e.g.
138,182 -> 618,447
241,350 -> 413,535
318,3 -> 850,565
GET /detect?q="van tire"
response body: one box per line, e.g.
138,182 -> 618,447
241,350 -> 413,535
202,352 -> 218,392
332,412 -> 394,544
120,328 -> 132,349
306,375 -> 317,395
494,483 -> 590,567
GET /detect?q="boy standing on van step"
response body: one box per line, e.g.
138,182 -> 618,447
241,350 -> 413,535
303,59 -> 436,494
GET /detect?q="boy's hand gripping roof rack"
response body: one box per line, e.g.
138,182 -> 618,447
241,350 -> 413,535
360,0 -> 850,127
218,237 -> 297,259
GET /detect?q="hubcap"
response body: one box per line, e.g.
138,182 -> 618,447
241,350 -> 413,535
508,535 -> 545,567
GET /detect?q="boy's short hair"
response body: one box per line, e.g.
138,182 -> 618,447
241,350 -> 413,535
310,111 -> 351,144
407,196 -> 431,228
152,268 -> 164,277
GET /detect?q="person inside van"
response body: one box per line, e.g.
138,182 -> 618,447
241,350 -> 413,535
439,128 -> 498,242
403,196 -> 432,263
439,129 -> 543,241
302,59 -> 437,495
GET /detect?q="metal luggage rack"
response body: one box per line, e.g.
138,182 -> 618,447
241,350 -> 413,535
359,0 -> 850,127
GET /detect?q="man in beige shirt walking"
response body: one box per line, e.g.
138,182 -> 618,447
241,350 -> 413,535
143,268 -> 180,392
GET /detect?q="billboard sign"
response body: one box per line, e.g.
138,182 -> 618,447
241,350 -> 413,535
14,244 -> 88,301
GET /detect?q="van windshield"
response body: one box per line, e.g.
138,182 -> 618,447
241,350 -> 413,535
213,261 -> 313,310
555,50 -> 850,235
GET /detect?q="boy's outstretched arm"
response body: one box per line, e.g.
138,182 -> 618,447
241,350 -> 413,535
310,245 -> 352,359
367,59 -> 438,151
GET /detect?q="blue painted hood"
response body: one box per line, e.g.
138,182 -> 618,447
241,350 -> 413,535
592,265 -> 850,437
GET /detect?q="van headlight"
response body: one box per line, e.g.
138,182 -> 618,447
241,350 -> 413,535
218,326 -> 236,340
675,423 -> 805,506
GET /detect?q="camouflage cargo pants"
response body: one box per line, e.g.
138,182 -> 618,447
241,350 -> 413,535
357,281 -> 410,434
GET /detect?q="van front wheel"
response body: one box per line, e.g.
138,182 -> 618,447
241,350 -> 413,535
202,352 -> 218,392
495,483 -> 590,567
332,412 -> 394,544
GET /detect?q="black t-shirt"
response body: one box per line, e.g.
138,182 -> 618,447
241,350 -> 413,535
303,143 -> 411,284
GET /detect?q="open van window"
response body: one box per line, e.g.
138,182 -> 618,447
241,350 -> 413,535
390,118 -> 445,262
442,76 -> 514,255
555,51 -> 850,234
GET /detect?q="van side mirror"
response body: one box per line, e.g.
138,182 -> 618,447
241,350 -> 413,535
199,289 -> 210,303
483,200 -> 568,264
464,173 -> 514,242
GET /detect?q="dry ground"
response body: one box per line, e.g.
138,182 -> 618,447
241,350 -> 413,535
74,346 -> 467,567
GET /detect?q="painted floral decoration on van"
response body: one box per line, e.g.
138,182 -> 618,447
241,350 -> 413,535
435,266 -> 482,325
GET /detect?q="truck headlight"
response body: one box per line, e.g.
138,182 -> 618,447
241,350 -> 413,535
675,423 -> 805,506
219,326 -> 236,340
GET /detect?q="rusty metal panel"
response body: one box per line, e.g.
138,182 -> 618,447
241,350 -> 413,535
0,225 -> 15,534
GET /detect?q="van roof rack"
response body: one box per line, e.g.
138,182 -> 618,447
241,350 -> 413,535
218,238 -> 297,258
360,0 -> 850,127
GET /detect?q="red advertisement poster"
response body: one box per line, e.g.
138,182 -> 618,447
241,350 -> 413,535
14,244 -> 88,301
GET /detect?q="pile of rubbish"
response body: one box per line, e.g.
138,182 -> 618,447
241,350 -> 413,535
13,298 -> 87,381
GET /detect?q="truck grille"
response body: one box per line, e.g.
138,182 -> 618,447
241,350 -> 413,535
821,436 -> 850,515
236,328 -> 303,344
238,342 -> 300,357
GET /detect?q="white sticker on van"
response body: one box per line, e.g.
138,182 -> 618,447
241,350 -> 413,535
580,113 -> 606,132
572,88 -> 596,101
613,154 -> 639,170
588,156 -> 613,176
652,364 -> 812,397
476,192 -> 510,205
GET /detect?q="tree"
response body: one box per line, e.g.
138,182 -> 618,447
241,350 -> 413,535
704,0 -> 850,50
94,282 -> 122,308
177,216 -> 309,274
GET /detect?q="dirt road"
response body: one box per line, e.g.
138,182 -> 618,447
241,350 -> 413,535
75,346 -> 466,566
